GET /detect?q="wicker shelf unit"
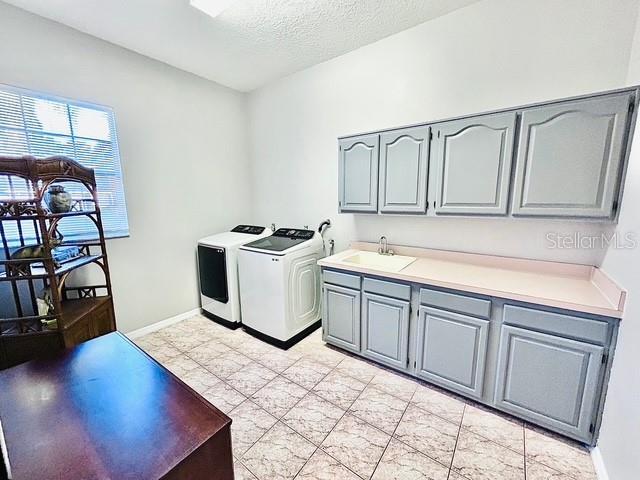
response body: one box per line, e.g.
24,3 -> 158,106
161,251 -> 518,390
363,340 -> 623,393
0,155 -> 116,369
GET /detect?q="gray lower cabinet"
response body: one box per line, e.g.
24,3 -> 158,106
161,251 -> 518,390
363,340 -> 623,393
321,269 -> 618,445
378,126 -> 430,213
494,325 -> 605,442
512,92 -> 633,218
433,112 -> 516,215
338,134 -> 379,213
361,292 -> 410,370
415,306 -> 489,399
322,283 -> 361,353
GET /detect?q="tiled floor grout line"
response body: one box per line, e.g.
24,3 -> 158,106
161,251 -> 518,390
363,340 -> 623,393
159,333 -> 463,478
446,403 -> 466,480
313,351 -> 534,467
164,343 -> 552,480
171,341 -> 255,411
368,391 -> 413,480
456,426 -> 527,458
241,348 -> 370,415
295,361 -> 383,480
289,357 -> 380,480
281,379 -> 366,480
522,424 -> 592,480
236,454 -> 261,480
524,434 -> 593,480
232,353 -> 368,479
148,323 -> 595,480
381,380 -> 467,477
429,402 -> 528,459
153,331 -> 488,474
227,344 -> 343,480
147,328 -> 294,478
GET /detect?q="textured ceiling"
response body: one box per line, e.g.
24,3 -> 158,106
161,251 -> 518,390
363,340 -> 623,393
3,0 -> 482,91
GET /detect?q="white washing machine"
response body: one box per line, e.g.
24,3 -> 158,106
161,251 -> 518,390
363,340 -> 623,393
197,225 -> 270,328
238,228 -> 323,348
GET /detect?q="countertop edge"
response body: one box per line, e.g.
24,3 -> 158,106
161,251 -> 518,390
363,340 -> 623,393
318,253 -> 624,319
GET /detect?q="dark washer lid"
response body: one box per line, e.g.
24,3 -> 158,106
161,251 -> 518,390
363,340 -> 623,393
242,228 -> 314,252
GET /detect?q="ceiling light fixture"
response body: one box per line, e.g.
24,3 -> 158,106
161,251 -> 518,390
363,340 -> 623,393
190,0 -> 237,19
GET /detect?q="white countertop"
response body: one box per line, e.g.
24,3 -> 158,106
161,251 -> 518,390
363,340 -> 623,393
318,242 -> 626,318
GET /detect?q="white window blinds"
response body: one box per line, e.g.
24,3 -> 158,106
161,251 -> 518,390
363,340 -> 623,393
0,84 -> 129,244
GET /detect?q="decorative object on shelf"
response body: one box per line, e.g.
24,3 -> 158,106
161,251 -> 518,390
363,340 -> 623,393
52,245 -> 81,264
45,184 -> 73,213
8,238 -> 62,276
37,287 -> 57,330
0,155 -> 117,370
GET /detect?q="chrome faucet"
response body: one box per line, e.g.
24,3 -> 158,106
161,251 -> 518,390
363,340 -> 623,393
378,236 -> 394,256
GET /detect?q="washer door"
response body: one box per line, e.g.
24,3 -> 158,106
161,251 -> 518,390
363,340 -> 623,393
198,245 -> 228,304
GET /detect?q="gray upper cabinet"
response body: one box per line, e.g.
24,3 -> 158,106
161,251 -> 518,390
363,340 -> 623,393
512,93 -> 633,218
495,325 -> 604,442
322,283 -> 361,353
433,112 -> 516,215
416,306 -> 489,399
361,292 -> 410,370
338,134 -> 379,213
338,88 -> 637,221
378,126 -> 430,213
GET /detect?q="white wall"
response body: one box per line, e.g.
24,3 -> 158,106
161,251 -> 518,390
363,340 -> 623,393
247,0 -> 639,265
2,2 -> 640,475
0,2 -> 252,332
246,0 -> 640,476
595,8 -> 640,479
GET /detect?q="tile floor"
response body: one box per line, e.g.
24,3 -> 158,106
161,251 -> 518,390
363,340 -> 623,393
131,314 -> 598,480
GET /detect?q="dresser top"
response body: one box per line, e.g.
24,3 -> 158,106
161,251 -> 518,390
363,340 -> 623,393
0,332 -> 231,480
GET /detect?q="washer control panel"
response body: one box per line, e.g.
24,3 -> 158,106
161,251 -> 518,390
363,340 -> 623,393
272,228 -> 315,239
231,225 -> 266,235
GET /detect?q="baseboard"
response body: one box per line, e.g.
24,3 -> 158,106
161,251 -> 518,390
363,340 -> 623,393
591,446 -> 610,480
125,307 -> 201,339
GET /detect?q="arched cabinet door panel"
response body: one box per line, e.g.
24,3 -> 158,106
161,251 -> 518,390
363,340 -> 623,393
512,93 -> 633,218
433,112 -> 516,215
379,126 -> 430,213
338,134 -> 379,213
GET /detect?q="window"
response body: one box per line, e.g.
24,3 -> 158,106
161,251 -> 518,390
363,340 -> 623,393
0,84 -> 129,244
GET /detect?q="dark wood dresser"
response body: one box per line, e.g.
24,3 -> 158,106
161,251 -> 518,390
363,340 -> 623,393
0,332 -> 233,480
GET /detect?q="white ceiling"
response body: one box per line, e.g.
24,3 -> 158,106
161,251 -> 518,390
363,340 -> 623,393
3,0 -> 481,92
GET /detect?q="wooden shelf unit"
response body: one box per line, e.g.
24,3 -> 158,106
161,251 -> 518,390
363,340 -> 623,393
0,155 -> 117,369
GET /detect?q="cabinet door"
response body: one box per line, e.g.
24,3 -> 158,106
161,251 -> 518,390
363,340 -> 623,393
361,292 -> 410,370
512,93 -> 633,218
433,112 -> 516,215
416,307 -> 489,399
495,325 -> 604,442
379,126 -> 430,213
338,134 -> 379,212
322,284 -> 361,353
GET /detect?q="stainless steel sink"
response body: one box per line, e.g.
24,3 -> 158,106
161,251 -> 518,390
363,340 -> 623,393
342,251 -> 416,272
